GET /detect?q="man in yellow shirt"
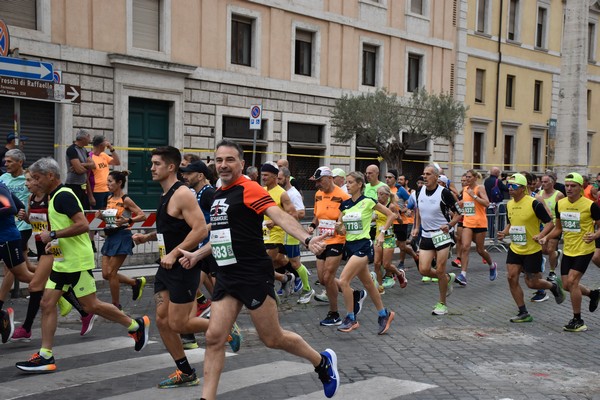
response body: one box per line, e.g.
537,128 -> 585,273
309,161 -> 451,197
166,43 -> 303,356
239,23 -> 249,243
539,172 -> 600,332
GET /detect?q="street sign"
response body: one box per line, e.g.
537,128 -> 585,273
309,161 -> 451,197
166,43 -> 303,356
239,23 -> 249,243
0,76 -> 81,103
0,55 -> 53,81
250,105 -> 262,130
0,20 -> 9,57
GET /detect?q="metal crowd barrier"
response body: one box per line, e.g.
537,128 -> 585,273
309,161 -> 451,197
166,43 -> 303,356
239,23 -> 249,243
485,201 -> 509,252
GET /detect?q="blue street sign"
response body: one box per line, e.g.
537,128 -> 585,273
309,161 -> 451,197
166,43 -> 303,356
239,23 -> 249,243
0,55 -> 53,81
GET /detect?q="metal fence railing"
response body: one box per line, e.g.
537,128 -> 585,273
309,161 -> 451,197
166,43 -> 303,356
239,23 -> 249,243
485,202 -> 509,252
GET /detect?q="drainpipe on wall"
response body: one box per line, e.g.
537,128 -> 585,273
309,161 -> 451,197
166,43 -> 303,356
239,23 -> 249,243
494,0 -> 504,149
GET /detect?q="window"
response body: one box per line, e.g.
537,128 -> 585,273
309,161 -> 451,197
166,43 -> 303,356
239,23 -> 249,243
362,45 -> 377,86
536,7 -> 547,49
476,0 -> 488,34
504,135 -> 514,171
223,116 -> 264,140
411,0 -> 423,15
231,15 -> 253,66
506,75 -> 515,108
288,122 -> 323,143
407,53 -> 422,92
475,69 -> 485,103
588,90 -> 592,120
133,0 -> 160,51
294,29 -> 313,76
507,0 -> 519,41
532,137 -> 542,171
589,23 -> 597,62
533,80 -> 542,112
0,0 -> 36,30
473,131 -> 484,169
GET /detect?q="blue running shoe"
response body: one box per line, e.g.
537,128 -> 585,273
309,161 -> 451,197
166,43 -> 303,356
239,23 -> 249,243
294,276 -> 303,293
353,289 -> 367,315
320,311 -> 342,326
316,349 -> 340,398
489,262 -> 497,281
455,273 -> 467,286
227,322 -> 242,353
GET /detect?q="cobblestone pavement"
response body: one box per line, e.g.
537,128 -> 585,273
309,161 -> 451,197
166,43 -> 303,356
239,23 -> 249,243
2,250 -> 600,399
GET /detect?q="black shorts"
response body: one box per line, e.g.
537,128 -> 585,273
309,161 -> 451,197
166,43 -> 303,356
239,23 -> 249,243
561,253 -> 594,276
212,267 -> 276,310
344,239 -> 374,263
394,224 -> 408,242
265,243 -> 286,254
369,225 -> 377,241
200,254 -> 218,277
0,239 -> 26,268
315,243 -> 345,260
506,249 -> 543,274
464,227 -> 487,234
20,229 -> 32,251
419,235 -> 455,251
154,264 -> 202,304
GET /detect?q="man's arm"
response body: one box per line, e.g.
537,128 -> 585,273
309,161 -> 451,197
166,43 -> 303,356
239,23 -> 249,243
40,211 -> 89,243
265,205 -> 325,254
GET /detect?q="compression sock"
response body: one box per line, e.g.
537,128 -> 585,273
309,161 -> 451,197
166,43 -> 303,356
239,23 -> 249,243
296,264 -> 311,291
63,287 -> 88,317
23,291 -> 43,332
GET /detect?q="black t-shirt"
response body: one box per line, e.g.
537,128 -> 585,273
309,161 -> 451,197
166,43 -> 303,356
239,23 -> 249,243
50,185 -> 83,218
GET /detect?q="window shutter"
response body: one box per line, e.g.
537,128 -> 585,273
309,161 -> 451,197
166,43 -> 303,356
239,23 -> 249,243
133,0 -> 160,51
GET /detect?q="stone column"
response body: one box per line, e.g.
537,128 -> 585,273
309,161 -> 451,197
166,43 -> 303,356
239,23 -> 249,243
555,1 -> 589,180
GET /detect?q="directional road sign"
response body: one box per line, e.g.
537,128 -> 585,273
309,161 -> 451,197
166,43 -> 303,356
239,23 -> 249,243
0,76 -> 81,103
0,55 -> 54,81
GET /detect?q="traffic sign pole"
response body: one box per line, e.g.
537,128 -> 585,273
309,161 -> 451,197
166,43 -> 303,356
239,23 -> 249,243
249,105 -> 262,168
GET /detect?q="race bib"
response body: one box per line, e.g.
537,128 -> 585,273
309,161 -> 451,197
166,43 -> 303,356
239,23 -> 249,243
318,219 -> 336,237
342,212 -> 363,234
431,230 -> 452,249
101,209 -> 118,229
49,239 -> 64,261
211,229 -> 237,266
509,226 -> 527,246
157,233 -> 166,260
463,201 -> 476,216
560,212 -> 581,232
262,221 -> 270,241
29,212 -> 48,234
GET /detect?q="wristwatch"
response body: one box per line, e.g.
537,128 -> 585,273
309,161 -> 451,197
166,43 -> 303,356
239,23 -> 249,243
473,195 -> 479,200
304,236 -> 312,247
50,230 -> 57,240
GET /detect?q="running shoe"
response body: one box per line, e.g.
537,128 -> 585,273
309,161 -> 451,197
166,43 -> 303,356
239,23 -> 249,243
337,316 -> 359,332
11,326 -> 31,342
552,276 -> 566,304
80,313 -> 98,336
57,296 -> 72,317
397,261 -> 404,270
298,289 -> 315,304
181,333 -> 198,350
196,299 -> 212,318
316,349 -> 339,398
369,271 -> 378,284
377,309 -> 395,335
510,312 -> 533,323
132,277 -> 147,301
382,276 -> 396,289
320,311 -> 342,326
530,290 -> 549,302
489,262 -> 497,281
1,308 -> 14,343
129,315 -> 150,352
431,277 -> 439,283
294,276 -> 303,293
432,302 -> 448,315
397,269 -> 408,289
157,369 -> 200,388
589,289 -> 600,313
377,286 -> 385,295
451,258 -> 462,268
547,271 -> 557,281
284,273 -> 295,297
15,352 -> 57,373
447,273 -> 455,297
563,318 -> 587,332
227,322 -> 242,353
455,273 -> 467,286
353,289 -> 367,315
314,290 -> 329,303
421,276 -> 431,283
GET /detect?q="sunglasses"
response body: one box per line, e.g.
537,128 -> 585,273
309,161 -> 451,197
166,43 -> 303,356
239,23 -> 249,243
507,183 -> 522,190
385,176 -> 395,179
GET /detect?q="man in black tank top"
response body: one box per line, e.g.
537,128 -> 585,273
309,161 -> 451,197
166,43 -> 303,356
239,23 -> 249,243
132,146 -> 210,388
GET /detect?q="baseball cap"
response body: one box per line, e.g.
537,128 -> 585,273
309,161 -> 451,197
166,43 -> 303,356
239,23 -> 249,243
564,172 -> 584,186
508,173 -> 527,186
310,166 -> 333,180
7,133 -> 29,142
331,168 -> 346,178
180,160 -> 210,176
438,175 -> 449,185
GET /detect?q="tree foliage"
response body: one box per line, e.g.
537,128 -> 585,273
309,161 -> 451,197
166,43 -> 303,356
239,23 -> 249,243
330,89 -> 467,172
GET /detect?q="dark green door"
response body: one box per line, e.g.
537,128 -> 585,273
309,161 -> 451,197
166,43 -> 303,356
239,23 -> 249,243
128,97 -> 170,209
